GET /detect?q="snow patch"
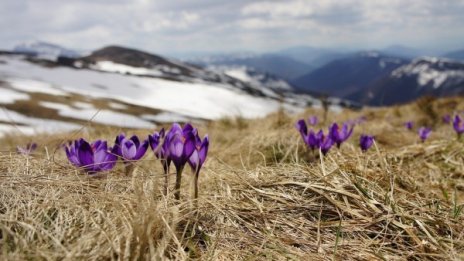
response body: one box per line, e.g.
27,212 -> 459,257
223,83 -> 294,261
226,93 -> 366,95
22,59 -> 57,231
0,56 -> 285,120
142,112 -> 192,123
0,88 -> 29,104
392,57 -> 464,89
39,101 -> 154,129
6,78 -> 68,96
91,61 -> 163,77
0,108 -> 81,137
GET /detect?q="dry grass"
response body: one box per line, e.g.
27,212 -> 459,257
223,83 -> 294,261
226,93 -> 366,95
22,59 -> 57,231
1,97 -> 464,260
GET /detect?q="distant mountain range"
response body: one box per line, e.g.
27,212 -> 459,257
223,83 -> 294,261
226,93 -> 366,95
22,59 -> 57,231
7,41 -> 464,108
443,49 -> 464,62
292,52 -> 464,106
2,43 -> 347,136
352,57 -> 464,105
292,52 -> 409,99
13,41 -> 81,60
188,53 -> 311,80
276,46 -> 346,68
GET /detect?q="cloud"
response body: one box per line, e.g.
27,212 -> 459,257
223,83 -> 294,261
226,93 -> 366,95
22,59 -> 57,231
0,0 -> 463,54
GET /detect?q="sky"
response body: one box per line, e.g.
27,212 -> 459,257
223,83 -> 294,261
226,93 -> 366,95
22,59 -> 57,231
1,0 -> 464,55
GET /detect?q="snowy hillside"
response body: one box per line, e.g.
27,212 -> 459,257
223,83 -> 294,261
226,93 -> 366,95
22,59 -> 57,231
349,57 -> 464,105
13,41 -> 81,60
0,54 -> 313,137
391,57 -> 464,89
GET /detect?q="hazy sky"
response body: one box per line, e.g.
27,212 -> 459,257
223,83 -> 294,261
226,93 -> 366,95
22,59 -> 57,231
1,0 -> 464,54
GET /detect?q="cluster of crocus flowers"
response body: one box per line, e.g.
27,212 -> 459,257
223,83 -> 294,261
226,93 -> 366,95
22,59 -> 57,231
296,120 -> 354,156
64,139 -> 117,174
63,123 -> 209,200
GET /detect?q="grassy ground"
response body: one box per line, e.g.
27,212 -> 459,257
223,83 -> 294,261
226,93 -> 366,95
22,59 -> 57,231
1,97 -> 464,260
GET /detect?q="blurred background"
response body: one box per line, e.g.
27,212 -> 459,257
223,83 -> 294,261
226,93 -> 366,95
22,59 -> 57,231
1,0 -> 464,137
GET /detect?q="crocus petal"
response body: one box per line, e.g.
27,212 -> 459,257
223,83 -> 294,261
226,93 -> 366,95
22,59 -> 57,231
148,133 -> 160,151
182,123 -> 194,134
65,145 -> 80,166
295,119 -> 308,139
122,140 -> 137,160
170,123 -> 182,134
329,123 -> 339,141
170,135 -> 184,158
198,135 -> 209,165
101,152 -> 117,171
113,134 -> 124,156
134,139 -> 149,160
189,150 -> 200,171
182,132 -> 196,160
93,147 -> 108,165
78,141 -> 94,167
130,135 -> 140,148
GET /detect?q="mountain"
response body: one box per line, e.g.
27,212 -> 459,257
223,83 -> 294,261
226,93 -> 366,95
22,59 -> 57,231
443,49 -> 464,62
351,57 -> 464,105
292,51 -> 409,98
277,46 -> 346,68
381,45 -> 426,59
77,45 -> 275,97
0,45 -> 342,136
13,41 -> 81,60
209,65 -> 293,92
188,53 -> 312,80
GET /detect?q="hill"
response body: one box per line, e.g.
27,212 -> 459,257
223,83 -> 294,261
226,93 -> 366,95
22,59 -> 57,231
292,52 -> 408,98
0,97 -> 463,259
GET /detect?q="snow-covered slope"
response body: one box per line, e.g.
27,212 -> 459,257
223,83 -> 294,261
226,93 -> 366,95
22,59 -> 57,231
0,54 -> 309,136
391,57 -> 464,89
13,41 -> 81,60
350,57 -> 464,105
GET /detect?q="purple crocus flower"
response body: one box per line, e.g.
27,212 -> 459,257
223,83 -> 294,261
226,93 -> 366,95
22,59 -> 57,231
319,136 -> 334,156
149,128 -> 171,195
114,134 -> 148,164
17,143 -> 37,155
166,123 -> 196,200
404,121 -> 414,130
64,138 -> 117,174
296,119 -> 308,140
168,123 -> 196,171
148,128 -> 165,159
418,127 -> 432,143
306,130 -> 319,150
114,134 -> 148,175
442,114 -> 451,124
329,123 -> 354,148
296,120 -> 325,151
188,134 -> 209,199
359,135 -> 374,152
308,116 -> 318,126
453,115 -> 464,137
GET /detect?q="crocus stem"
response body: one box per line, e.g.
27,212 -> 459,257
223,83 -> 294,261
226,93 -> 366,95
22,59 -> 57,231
163,161 -> 169,196
174,166 -> 184,200
194,170 -> 200,200
125,164 -> 135,176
